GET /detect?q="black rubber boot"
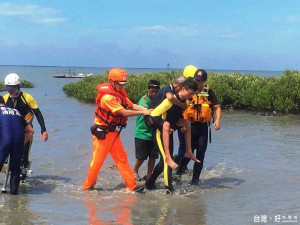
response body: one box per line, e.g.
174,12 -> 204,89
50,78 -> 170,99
133,185 -> 144,193
145,181 -> 157,190
165,185 -> 174,194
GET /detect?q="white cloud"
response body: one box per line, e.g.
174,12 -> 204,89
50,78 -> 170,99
283,28 -> 300,38
132,25 -> 199,36
286,15 -> 300,23
96,24 -> 237,39
39,18 -> 66,25
0,2 -> 66,25
271,15 -> 300,24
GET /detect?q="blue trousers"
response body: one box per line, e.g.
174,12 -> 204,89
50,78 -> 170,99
0,130 -> 23,195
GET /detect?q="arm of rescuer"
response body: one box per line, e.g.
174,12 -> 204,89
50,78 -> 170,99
117,103 -> 153,117
166,92 -> 187,110
24,124 -> 34,145
23,93 -> 48,141
213,104 -> 221,130
32,108 -> 48,141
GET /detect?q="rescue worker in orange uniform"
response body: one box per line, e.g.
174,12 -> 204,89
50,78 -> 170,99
82,68 -> 152,193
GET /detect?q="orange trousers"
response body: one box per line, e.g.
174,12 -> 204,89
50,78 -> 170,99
83,131 -> 137,191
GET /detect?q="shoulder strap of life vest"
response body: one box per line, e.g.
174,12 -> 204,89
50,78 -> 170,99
196,84 -> 210,100
202,85 -> 213,143
94,83 -> 128,127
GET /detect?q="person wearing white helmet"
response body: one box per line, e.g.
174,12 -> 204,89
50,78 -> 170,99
3,73 -> 48,181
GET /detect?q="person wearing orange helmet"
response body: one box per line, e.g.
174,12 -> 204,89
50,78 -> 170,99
82,68 -> 152,193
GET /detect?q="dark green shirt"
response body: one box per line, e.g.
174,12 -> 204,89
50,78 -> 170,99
134,95 -> 152,140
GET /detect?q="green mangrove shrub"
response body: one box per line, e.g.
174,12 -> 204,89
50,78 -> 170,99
63,70 -> 300,114
0,80 -> 34,91
63,71 -> 181,103
208,70 -> 300,113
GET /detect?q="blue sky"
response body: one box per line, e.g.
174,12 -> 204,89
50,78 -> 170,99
0,0 -> 299,70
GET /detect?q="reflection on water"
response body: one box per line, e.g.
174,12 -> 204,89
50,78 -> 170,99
84,190 -> 208,225
131,192 -> 207,225
84,193 -> 136,225
0,195 -> 41,225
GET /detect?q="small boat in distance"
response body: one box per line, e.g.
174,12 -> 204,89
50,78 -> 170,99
52,69 -> 93,78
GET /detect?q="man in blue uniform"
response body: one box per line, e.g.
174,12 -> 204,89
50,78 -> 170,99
3,73 -> 48,180
0,95 -> 34,195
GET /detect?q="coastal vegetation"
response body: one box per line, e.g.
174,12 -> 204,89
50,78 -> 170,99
63,70 -> 300,114
0,80 -> 34,91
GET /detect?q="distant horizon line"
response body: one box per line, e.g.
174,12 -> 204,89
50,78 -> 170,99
0,64 -> 284,72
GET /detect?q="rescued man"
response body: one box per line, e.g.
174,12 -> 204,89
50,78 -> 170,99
145,77 -> 199,193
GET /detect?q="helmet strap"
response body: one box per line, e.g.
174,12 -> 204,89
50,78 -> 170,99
109,80 -> 119,92
10,89 -> 21,99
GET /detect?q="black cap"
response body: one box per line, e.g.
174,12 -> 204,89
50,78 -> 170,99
148,79 -> 160,88
194,69 -> 207,82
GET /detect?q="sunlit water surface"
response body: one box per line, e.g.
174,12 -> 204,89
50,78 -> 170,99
0,66 -> 299,225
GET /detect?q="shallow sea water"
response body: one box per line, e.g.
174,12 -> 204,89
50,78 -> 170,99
0,66 -> 299,225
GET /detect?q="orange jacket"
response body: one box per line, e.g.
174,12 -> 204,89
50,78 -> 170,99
183,85 -> 213,123
94,83 -> 131,127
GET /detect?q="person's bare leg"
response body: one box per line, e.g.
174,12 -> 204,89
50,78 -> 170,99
162,122 -> 178,168
146,158 -> 156,180
184,128 -> 200,163
177,119 -> 200,163
133,159 -> 144,180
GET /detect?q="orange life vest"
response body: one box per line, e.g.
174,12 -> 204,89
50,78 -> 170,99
183,85 -> 213,123
94,83 -> 128,127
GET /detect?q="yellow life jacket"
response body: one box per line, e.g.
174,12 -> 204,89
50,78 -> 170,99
183,85 -> 213,123
3,92 -> 36,124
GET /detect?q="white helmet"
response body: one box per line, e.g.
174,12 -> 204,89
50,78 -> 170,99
4,73 -> 21,85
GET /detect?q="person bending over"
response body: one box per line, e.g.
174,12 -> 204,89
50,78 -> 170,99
145,78 -> 199,193
0,95 -> 34,195
3,73 -> 48,181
